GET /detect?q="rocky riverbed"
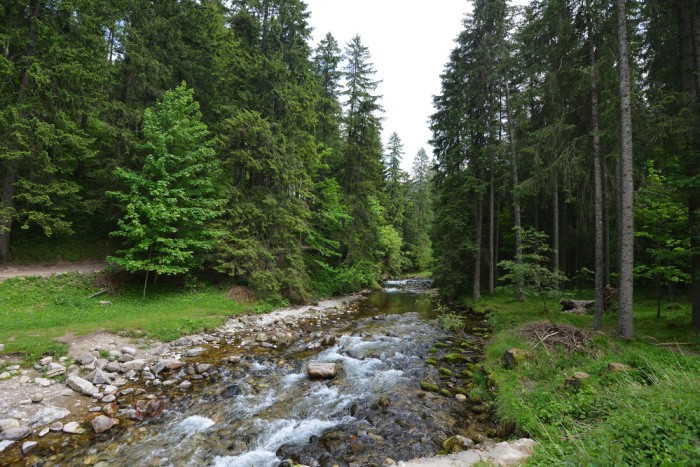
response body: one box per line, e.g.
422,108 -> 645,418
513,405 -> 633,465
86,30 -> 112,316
0,280 -> 533,466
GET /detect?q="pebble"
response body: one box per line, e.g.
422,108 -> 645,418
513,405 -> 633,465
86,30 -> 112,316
101,394 -> 116,403
89,407 -> 102,413
185,347 -> 205,357
122,346 -> 137,356
49,422 -> 64,432
21,440 -> 38,455
31,392 -> 43,403
62,421 -> 85,434
178,381 -> 192,391
38,428 -> 50,437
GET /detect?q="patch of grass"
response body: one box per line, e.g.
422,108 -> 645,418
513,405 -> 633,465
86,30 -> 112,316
473,291 -> 700,465
0,273 -> 254,362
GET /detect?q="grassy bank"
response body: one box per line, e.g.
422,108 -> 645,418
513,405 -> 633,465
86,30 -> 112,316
0,273 -> 256,362
470,293 -> 700,465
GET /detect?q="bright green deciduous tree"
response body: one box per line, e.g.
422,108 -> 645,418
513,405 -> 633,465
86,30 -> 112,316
108,84 -> 223,297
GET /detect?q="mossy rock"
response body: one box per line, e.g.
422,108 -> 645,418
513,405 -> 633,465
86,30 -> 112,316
440,388 -> 453,397
461,341 -> 480,350
471,404 -> 487,414
426,357 -> 439,366
435,342 -> 451,349
462,369 -> 474,379
439,367 -> 452,378
420,380 -> 439,392
502,348 -> 533,369
429,347 -> 438,354
443,435 -> 474,453
454,387 -> 469,395
469,392 -> 484,404
443,353 -> 472,365
476,413 -> 490,422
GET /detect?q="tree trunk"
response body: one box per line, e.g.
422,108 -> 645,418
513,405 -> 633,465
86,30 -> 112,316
504,78 -> 524,301
488,164 -> 495,295
603,164 -> 612,286
590,3 -> 605,331
616,0 -> 635,339
553,176 -> 560,279
473,191 -> 483,302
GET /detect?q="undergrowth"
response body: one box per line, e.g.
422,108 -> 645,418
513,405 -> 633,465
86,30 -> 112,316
472,292 -> 700,465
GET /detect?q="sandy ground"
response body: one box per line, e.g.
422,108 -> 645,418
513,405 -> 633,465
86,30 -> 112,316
0,260 -> 105,282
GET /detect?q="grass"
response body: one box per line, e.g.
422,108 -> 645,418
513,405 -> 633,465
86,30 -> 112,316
0,273 -> 251,362
468,292 -> 700,465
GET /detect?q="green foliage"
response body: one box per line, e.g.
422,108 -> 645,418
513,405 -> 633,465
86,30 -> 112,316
108,84 -> 223,285
498,228 -> 568,311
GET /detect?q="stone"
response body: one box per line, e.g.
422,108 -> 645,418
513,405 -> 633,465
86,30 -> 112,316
31,392 -> 43,403
0,419 -> 20,432
119,353 -> 134,363
104,361 -> 121,373
87,368 -> 111,385
502,348 -> 533,369
565,372 -> 590,389
38,428 -> 50,437
38,356 -> 53,366
62,421 -> 85,434
18,376 -> 30,384
103,385 -> 118,395
91,415 -> 118,434
75,352 -> 96,366
121,359 -> 146,371
255,333 -> 268,342
119,388 -> 134,396
6,365 -> 20,371
113,377 -> 128,387
89,407 -> 102,413
28,407 -> 70,427
171,337 -> 189,347
101,394 -> 116,403
0,372 -> 10,379
0,440 -> 14,453
185,347 -> 205,357
608,362 -> 631,372
121,346 -> 137,356
108,350 -> 122,360
1,427 -> 31,441
178,381 -> 192,391
455,394 -> 468,402
66,375 -> 98,396
103,403 -> 117,416
35,378 -> 51,387
154,359 -> 185,374
307,362 -> 338,379
383,459 -> 396,466
21,440 -> 38,455
0,344 -> 4,352
195,363 -> 214,374
49,422 -> 64,432
443,435 -> 475,454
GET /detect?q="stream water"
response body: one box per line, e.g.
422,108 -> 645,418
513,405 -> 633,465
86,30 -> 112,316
36,280 -> 488,466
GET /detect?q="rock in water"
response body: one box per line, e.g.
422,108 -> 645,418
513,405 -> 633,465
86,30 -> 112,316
307,362 -> 338,379
91,415 -> 118,434
1,427 -> 31,441
66,375 -> 97,396
21,441 -> 38,455
62,421 -> 85,434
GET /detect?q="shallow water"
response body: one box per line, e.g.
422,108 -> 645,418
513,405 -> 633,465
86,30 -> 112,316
28,280 -> 485,467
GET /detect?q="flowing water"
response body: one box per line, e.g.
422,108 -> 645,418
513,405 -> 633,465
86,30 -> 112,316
34,280 -> 488,466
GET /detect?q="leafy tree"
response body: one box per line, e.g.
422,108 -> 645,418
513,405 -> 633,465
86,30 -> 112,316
108,84 -> 223,297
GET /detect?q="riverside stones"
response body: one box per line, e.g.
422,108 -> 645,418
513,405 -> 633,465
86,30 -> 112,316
75,352 -> 96,366
195,363 -> 213,374
87,368 -> 111,385
307,362 -> 338,379
66,375 -> 98,396
28,407 -> 70,426
91,415 -> 118,434
30,392 -> 43,403
185,347 -> 205,357
62,421 -> 85,434
121,346 -> 137,356
154,359 -> 185,374
1,427 -> 31,441
121,359 -> 146,371
104,361 -> 121,373
22,441 -> 38,454
0,419 -> 20,432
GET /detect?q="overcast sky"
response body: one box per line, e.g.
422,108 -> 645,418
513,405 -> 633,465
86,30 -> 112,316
305,0 -> 471,172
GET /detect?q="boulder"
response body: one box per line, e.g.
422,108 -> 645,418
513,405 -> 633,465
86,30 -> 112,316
75,352 -> 96,366
0,440 -> 14,453
195,363 -> 214,374
21,441 -> 38,455
1,427 -> 31,441
38,356 -> 53,366
66,375 -> 98,396
443,435 -> 475,453
104,361 -> 121,373
87,368 -> 111,385
91,415 -> 119,434
307,362 -> 338,379
185,347 -> 205,357
0,419 -> 20,432
502,348 -> 533,369
28,407 -> 70,427
101,394 -> 116,403
121,346 -> 137,356
154,359 -> 185,375
62,421 -> 85,434
121,359 -> 146,371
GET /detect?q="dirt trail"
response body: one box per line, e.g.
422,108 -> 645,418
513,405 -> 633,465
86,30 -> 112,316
0,260 -> 105,282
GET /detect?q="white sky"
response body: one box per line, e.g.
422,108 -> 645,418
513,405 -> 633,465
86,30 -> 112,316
305,0 -> 472,172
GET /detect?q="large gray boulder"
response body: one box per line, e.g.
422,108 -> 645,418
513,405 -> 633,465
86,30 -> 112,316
66,375 -> 97,396
28,407 -> 70,427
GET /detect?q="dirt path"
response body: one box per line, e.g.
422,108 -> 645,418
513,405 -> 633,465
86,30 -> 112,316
0,260 -> 105,282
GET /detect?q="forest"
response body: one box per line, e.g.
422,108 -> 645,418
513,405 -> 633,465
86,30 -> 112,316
1,0 -> 699,339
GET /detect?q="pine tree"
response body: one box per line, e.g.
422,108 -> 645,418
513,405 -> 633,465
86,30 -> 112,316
108,84 -> 223,298
384,132 -> 407,230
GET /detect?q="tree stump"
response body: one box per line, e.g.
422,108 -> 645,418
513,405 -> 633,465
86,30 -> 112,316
560,299 -> 594,314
